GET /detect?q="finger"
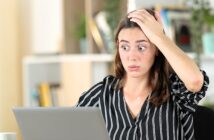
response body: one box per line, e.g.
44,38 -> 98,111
128,10 -> 157,23
128,10 -> 149,19
129,17 -> 144,27
155,11 -> 163,26
154,11 -> 165,33
134,9 -> 151,17
128,9 -> 137,14
128,12 -> 148,21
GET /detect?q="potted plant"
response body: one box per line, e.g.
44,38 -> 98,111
104,0 -> 121,33
71,15 -> 88,53
189,0 -> 214,60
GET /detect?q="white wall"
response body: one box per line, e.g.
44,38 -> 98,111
134,0 -> 181,8
0,0 -> 22,139
127,0 -> 183,13
210,0 -> 214,8
32,0 -> 64,54
134,0 -> 214,9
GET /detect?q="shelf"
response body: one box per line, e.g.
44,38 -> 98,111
23,54 -> 114,64
23,54 -> 114,107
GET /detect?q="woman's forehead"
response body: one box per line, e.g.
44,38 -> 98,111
118,28 -> 149,42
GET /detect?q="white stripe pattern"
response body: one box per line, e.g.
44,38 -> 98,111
76,71 -> 209,140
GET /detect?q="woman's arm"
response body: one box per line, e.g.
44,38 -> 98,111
154,34 -> 203,92
128,9 -> 204,92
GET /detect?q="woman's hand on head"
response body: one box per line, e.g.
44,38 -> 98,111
128,9 -> 165,44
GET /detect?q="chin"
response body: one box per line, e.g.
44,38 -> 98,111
128,73 -> 144,78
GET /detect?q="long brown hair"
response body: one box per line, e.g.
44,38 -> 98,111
113,9 -> 171,106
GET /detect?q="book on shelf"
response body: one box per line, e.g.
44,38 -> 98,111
93,11 -> 115,54
158,6 -> 192,52
88,11 -> 115,54
30,82 -> 61,107
30,88 -> 40,107
49,83 -> 61,106
38,82 -> 52,107
88,17 -> 106,53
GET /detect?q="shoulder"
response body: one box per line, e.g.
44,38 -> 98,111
102,75 -> 120,89
103,75 -> 118,82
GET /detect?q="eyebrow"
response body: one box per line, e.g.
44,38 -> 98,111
119,40 -> 129,43
136,40 -> 148,43
119,39 -> 148,43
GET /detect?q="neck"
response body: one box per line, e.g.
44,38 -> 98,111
123,75 -> 151,97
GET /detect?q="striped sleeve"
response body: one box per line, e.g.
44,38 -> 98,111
169,70 -> 209,112
76,81 -> 103,107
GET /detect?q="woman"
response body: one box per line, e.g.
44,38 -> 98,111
76,9 -> 209,140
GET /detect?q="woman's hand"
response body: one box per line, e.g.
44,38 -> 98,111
128,9 -> 165,45
128,9 -> 204,92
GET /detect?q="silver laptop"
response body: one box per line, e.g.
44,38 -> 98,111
13,107 -> 110,140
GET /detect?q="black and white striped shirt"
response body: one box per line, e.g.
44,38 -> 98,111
76,71 -> 209,140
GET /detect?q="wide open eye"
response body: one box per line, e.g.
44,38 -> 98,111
137,44 -> 147,52
120,44 -> 130,51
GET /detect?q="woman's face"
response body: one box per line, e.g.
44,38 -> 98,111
118,27 -> 157,78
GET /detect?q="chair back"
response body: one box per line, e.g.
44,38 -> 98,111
193,105 -> 214,140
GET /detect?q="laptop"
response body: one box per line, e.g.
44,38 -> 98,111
13,107 -> 110,140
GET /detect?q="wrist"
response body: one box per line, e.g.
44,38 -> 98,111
153,33 -> 171,47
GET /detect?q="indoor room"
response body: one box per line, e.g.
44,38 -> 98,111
0,0 -> 214,140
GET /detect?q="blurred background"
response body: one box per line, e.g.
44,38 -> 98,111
0,0 -> 214,140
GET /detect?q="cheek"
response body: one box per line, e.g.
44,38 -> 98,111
146,54 -> 156,67
140,52 -> 156,67
119,51 -> 128,68
146,47 -> 157,63
119,50 -> 127,60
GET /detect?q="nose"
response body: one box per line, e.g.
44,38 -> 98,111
128,48 -> 138,61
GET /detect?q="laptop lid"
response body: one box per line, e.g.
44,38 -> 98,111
13,107 -> 110,140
